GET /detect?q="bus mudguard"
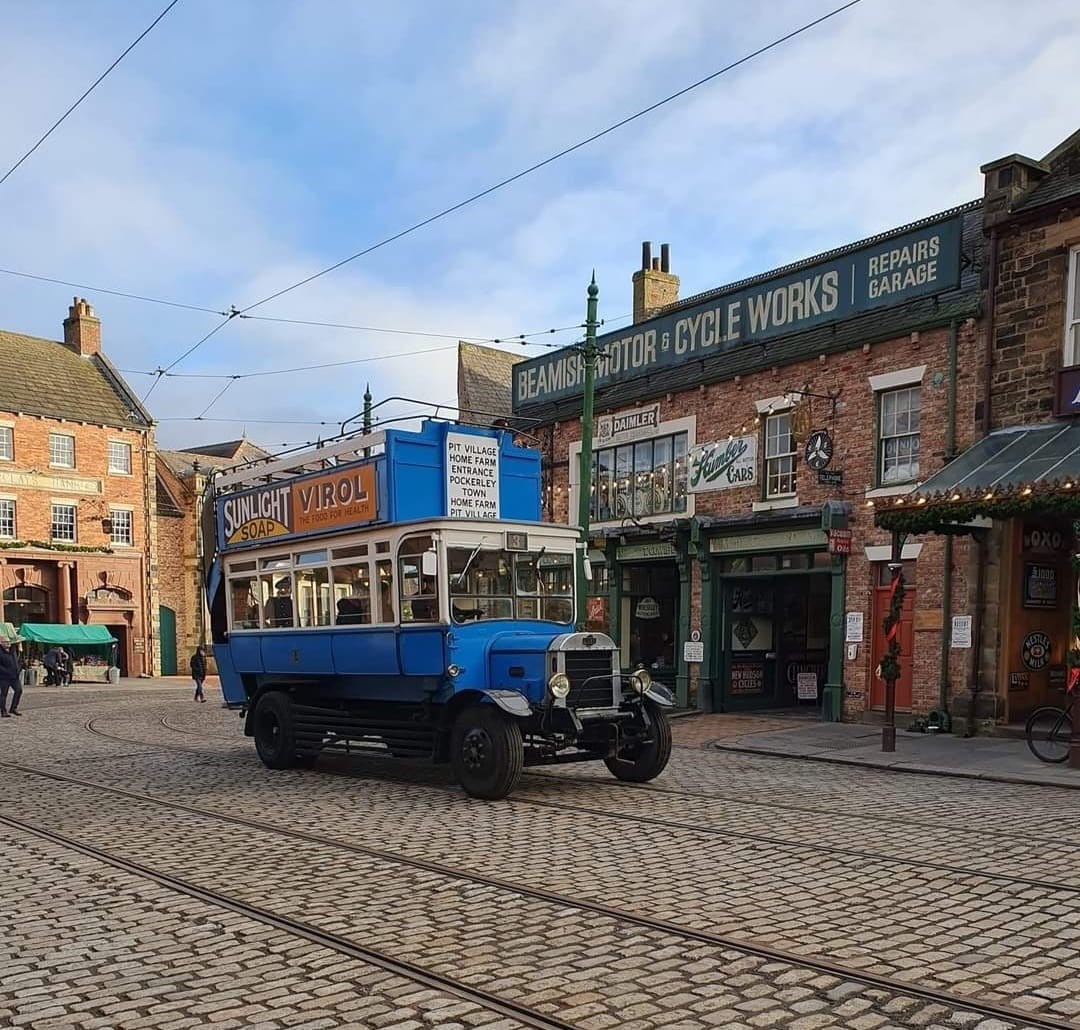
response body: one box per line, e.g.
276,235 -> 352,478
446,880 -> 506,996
481,689 -> 533,718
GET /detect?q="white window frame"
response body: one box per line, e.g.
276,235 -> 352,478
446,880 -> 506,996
109,507 -> 134,547
764,411 -> 797,499
879,385 -> 922,486
568,414 -> 696,528
1067,245 -> 1080,367
51,503 -> 77,542
108,440 -> 132,475
49,432 -> 75,469
0,425 -> 13,462
0,498 -> 15,538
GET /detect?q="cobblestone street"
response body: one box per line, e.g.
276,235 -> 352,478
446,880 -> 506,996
3,685 -> 1080,1030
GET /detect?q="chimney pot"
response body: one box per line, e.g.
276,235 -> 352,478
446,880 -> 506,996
63,296 -> 102,357
651,257 -> 660,270
641,241 -> 652,271
660,244 -> 670,273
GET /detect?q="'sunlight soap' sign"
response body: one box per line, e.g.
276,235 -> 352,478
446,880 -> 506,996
446,433 -> 500,518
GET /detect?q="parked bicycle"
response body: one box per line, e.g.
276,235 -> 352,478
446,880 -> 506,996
1026,684 -> 1077,763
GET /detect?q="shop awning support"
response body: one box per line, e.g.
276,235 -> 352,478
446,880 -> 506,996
881,530 -> 907,752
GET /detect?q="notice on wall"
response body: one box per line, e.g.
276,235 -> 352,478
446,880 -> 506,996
950,615 -> 972,649
683,640 -> 705,664
796,672 -> 819,700
845,612 -> 864,643
446,433 -> 500,518
1023,563 -> 1058,609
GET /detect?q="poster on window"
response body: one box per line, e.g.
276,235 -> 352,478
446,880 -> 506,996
730,658 -> 766,695
687,435 -> 758,492
1023,563 -> 1058,609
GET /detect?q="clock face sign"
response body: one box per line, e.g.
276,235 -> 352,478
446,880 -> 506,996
804,429 -> 834,471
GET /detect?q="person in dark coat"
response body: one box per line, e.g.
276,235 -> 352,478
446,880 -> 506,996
190,645 -> 207,703
43,646 -> 60,686
0,638 -> 23,717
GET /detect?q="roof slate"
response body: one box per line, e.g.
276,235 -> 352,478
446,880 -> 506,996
457,342 -> 519,425
158,439 -> 271,478
0,329 -> 151,428
1013,172 -> 1080,213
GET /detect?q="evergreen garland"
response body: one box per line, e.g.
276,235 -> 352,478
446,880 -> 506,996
879,569 -> 906,684
875,492 -> 1080,534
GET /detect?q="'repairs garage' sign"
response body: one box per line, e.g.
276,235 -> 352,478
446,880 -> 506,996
512,214 -> 963,409
220,465 -> 377,545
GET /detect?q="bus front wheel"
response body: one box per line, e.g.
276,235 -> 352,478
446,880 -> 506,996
605,700 -> 672,783
253,691 -> 304,770
451,705 -> 524,800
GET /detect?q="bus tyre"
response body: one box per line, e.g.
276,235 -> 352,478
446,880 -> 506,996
253,691 -> 302,770
605,700 -> 672,783
451,705 -> 524,800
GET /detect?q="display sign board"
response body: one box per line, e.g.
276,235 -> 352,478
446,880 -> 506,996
817,469 -> 844,488
710,528 -> 827,554
617,542 -> 678,561
221,465 -> 378,546
730,660 -> 765,695
827,529 -> 852,555
586,596 -> 607,623
446,433 -> 500,519
1023,563 -> 1058,609
796,672 -> 819,700
513,214 -> 964,408
595,403 -> 660,445
688,436 -> 757,492
845,612 -> 864,642
1009,671 -> 1030,691
950,615 -> 972,649
1022,526 -> 1066,553
683,640 -> 705,663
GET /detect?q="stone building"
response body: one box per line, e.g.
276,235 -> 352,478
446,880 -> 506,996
457,342 -> 519,427
873,126 -> 1080,731
0,299 -> 158,676
156,438 -> 269,674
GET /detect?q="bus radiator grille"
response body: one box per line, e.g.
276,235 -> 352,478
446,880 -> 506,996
564,651 -> 618,710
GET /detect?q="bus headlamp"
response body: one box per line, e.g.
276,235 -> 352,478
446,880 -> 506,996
446,664 -> 463,678
547,672 -> 571,699
630,668 -> 652,694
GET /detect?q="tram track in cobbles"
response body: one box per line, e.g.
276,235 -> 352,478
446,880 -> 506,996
82,715 -> 1080,892
0,760 -> 1074,1030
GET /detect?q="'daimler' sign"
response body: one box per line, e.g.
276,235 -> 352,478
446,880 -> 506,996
446,432 -> 500,518
513,214 -> 963,408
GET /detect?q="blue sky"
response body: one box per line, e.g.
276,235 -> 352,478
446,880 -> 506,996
1,0 -> 1078,449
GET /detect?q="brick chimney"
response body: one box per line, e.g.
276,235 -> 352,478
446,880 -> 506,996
63,297 -> 101,356
632,242 -> 679,323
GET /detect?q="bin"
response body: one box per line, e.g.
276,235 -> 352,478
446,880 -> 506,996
107,666 -> 120,685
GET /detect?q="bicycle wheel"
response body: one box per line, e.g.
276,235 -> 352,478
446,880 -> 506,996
1026,706 -> 1073,764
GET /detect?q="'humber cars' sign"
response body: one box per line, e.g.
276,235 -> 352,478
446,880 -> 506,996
513,215 -> 963,409
688,436 -> 757,492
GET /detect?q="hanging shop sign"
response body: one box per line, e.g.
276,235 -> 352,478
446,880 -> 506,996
1023,563 -> 1058,610
1021,631 -> 1052,671
595,403 -> 661,445
513,214 -> 964,408
688,435 -> 757,492
634,596 -> 662,619
804,429 -> 834,471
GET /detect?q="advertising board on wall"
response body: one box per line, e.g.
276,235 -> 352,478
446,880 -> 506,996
687,436 -> 757,492
595,403 -> 660,445
513,214 -> 964,408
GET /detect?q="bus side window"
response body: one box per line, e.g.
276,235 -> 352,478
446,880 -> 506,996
229,574 -> 261,629
333,562 -> 371,625
262,574 -> 294,628
376,559 -> 394,622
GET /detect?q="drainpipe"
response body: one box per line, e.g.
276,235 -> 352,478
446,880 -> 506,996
981,230 -> 998,437
965,531 -> 989,737
938,321 -> 959,719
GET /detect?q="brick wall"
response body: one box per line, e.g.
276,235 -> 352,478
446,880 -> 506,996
540,320 -> 983,719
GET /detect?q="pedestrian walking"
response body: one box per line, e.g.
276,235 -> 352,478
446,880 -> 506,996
0,637 -> 23,718
61,648 -> 74,685
190,645 -> 207,703
43,646 -> 60,686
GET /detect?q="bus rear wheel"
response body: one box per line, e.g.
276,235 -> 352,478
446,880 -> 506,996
605,700 -> 672,783
253,691 -> 306,770
451,705 -> 524,800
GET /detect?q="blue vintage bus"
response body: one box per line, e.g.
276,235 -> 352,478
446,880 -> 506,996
204,420 -> 672,799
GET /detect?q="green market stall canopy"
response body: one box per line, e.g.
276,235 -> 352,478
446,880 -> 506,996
874,422 -> 1080,534
18,623 -> 117,647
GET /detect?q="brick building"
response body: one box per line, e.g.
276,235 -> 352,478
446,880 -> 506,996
874,127 -> 1080,731
0,299 -> 158,676
157,438 -> 269,674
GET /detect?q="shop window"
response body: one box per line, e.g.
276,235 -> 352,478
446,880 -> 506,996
109,509 -> 133,546
623,563 -> 678,673
592,432 -> 688,522
3,585 -> 47,627
51,503 -> 76,542
108,441 -> 132,475
1067,245 -> 1080,366
879,386 -> 921,485
0,427 -> 12,462
751,555 -> 778,572
49,433 -> 75,469
876,561 -> 916,587
764,413 -> 797,498
0,499 -> 14,538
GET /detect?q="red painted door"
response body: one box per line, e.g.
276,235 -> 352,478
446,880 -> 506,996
870,565 -> 915,711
